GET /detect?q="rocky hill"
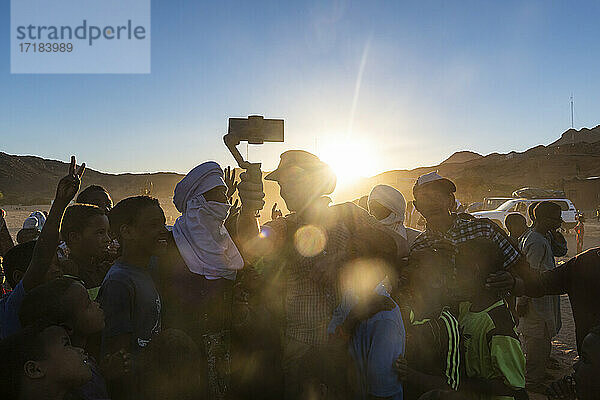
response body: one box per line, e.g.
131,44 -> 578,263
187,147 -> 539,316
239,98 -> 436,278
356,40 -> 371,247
549,125 -> 600,147
2,127 -> 600,215
441,151 -> 483,164
0,152 -> 184,205
335,135 -> 600,206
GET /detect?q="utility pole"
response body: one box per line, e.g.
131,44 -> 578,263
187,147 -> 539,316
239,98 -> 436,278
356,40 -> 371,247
570,94 -> 574,129
570,93 -> 575,144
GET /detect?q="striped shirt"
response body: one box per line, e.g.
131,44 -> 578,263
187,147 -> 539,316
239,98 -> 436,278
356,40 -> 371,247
406,308 -> 461,395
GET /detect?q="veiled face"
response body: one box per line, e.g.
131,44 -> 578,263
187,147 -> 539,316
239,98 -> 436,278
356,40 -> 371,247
202,185 -> 228,204
368,200 -> 392,221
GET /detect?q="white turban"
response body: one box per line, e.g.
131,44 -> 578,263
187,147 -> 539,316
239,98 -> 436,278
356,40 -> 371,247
172,162 -> 243,280
368,184 -> 407,240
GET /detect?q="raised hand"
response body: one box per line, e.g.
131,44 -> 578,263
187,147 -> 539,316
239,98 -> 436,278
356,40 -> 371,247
55,156 -> 85,206
237,168 -> 265,213
224,166 -> 238,201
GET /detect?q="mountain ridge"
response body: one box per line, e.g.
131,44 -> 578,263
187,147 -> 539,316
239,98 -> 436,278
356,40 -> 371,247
2,126 -> 600,209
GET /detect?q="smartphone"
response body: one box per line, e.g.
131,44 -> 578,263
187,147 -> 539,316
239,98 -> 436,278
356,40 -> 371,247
228,116 -> 284,144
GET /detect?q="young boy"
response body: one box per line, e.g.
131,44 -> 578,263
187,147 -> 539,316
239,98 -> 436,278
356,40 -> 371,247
0,156 -> 85,339
98,196 -> 168,357
0,322 -> 92,400
455,239 -> 526,400
396,245 -> 461,399
504,213 -> 527,248
328,261 -> 406,400
19,277 -> 131,400
547,325 -> 600,400
59,204 -> 112,298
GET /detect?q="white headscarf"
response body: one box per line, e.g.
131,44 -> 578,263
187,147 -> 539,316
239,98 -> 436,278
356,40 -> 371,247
368,184 -> 408,240
172,162 -> 244,280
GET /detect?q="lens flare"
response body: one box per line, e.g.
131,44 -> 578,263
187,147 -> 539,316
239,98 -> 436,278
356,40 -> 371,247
340,258 -> 392,298
294,225 -> 327,257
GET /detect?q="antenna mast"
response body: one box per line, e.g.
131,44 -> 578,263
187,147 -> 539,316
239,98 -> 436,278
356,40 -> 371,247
570,93 -> 574,129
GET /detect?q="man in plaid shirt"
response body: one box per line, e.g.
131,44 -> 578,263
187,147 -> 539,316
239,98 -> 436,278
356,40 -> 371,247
410,172 -> 534,302
237,150 -> 407,400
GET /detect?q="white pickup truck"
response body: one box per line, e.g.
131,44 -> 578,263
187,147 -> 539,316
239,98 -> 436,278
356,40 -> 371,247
471,198 -> 578,230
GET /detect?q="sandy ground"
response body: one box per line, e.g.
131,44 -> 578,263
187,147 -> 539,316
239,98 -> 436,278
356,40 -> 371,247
4,205 -> 599,399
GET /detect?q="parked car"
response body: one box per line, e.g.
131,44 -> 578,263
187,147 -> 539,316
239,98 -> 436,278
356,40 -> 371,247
472,198 -> 578,230
483,197 -> 514,211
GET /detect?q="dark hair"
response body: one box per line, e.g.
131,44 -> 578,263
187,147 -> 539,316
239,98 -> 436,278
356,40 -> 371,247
76,185 -> 109,204
108,196 -> 160,241
19,277 -> 79,328
16,228 -> 40,245
3,241 -> 36,288
533,201 -> 561,220
0,321 -> 57,398
505,213 -> 526,230
60,204 -> 106,244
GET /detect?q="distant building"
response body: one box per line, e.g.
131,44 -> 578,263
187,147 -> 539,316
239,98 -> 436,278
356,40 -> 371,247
563,176 -> 600,213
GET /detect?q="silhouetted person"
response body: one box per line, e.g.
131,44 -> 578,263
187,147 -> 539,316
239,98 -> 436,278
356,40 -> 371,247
237,150 -> 407,400
575,216 -> 584,254
504,213 -> 527,247
547,325 -> 600,400
517,201 -> 562,392
368,184 -> 421,246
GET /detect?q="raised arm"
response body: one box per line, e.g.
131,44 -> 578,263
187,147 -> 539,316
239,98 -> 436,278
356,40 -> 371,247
22,156 -> 85,291
236,168 -> 265,254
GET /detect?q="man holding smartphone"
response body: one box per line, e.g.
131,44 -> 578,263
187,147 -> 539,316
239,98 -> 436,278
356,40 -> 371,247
237,150 -> 407,400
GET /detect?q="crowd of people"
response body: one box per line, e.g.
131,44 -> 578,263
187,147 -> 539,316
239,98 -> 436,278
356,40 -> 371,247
0,151 -> 598,400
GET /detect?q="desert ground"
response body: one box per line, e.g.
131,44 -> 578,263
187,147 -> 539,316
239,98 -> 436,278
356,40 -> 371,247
4,204 -> 599,399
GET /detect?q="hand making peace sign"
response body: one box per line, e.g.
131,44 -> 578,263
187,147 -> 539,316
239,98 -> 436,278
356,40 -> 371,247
55,156 -> 86,206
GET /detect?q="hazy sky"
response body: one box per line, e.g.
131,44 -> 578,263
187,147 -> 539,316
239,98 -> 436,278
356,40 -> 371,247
2,1 -> 599,180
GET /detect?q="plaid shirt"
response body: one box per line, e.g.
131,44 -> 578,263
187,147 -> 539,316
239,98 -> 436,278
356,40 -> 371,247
411,214 -> 521,270
263,202 -> 402,345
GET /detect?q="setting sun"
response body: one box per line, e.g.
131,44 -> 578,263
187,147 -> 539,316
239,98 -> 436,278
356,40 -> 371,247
317,136 -> 381,186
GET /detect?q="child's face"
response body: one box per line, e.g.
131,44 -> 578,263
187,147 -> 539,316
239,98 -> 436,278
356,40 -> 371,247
64,282 -> 105,336
37,326 -> 91,387
76,215 -> 111,258
573,332 -> 600,400
130,205 -> 168,256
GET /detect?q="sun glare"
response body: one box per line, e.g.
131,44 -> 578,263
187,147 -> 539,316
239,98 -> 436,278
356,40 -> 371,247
318,138 -> 380,186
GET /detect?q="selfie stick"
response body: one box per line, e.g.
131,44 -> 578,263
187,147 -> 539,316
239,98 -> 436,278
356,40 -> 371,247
223,115 -> 268,216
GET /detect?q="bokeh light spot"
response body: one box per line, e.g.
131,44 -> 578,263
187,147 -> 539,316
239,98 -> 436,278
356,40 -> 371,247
294,225 -> 327,257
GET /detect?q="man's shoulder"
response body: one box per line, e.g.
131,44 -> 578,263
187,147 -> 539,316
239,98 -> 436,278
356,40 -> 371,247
102,262 -> 138,285
568,247 -> 600,272
453,214 -> 498,233
521,230 -> 549,247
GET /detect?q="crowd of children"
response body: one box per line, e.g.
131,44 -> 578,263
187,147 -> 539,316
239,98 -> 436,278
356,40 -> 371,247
0,153 -> 597,400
